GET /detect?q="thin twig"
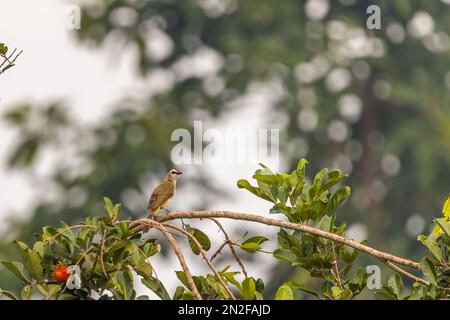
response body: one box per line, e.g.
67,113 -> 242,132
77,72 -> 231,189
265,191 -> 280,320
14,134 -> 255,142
210,242 -> 228,261
140,220 -> 202,300
48,224 -> 96,242
163,223 -> 237,300
331,241 -> 343,289
209,218 -> 248,278
99,229 -> 109,279
0,49 -> 22,74
381,260 -> 430,286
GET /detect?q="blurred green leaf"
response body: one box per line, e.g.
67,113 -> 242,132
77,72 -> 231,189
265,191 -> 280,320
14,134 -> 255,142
21,285 -> 32,300
1,261 -> 31,284
0,288 -> 18,300
241,278 -> 256,300
275,284 -> 293,300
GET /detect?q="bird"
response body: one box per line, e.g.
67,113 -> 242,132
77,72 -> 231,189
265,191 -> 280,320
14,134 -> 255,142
147,169 -> 182,220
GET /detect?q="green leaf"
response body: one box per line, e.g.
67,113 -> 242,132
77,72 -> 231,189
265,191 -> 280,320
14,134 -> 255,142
14,241 -> 44,281
241,278 -> 256,300
1,261 -> 31,284
443,195 -> 450,218
284,281 -> 319,298
141,241 -> 161,257
21,285 -> 33,300
124,243 -> 142,265
434,218 -> 450,238
141,277 -> 171,300
318,214 -> 335,232
113,203 -> 122,220
252,173 -> 281,185
433,194 -> 450,236
273,248 -> 298,265
310,168 -> 328,197
42,226 -> 58,241
175,271 -> 189,288
328,186 -> 351,212
320,169 -> 347,192
0,288 -> 18,300
27,250 -> 44,281
387,274 -> 403,299
135,261 -> 153,278
275,285 -> 293,300
113,271 -> 134,300
332,287 -> 352,300
340,245 -> 359,265
417,234 -> 443,262
0,43 -> 8,55
56,293 -> 79,300
185,226 -> 211,255
46,284 -> 63,299
103,197 -> 115,218
296,159 -> 308,180
240,236 -> 270,253
255,278 -> 265,294
420,257 -> 438,286
33,241 -> 44,257
237,179 -> 272,202
290,180 -> 305,205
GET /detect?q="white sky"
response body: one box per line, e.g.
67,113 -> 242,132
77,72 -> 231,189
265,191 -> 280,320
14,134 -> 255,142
0,0 -> 283,298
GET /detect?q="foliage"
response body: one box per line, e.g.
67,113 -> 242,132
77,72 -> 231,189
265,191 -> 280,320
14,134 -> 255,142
378,195 -> 450,300
238,159 -> 366,299
0,198 -> 162,300
1,160 -> 448,300
0,43 -> 22,76
238,159 -> 350,223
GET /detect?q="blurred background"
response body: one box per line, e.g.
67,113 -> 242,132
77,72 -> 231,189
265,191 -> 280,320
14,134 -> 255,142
0,0 -> 449,299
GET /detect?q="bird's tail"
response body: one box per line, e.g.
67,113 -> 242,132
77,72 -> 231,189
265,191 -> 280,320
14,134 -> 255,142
143,207 -> 156,232
147,206 -> 154,219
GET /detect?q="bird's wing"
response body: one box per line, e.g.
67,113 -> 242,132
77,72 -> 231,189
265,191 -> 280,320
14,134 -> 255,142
148,181 -> 174,213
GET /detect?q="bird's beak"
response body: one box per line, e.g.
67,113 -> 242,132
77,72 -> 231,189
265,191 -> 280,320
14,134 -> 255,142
177,171 -> 182,175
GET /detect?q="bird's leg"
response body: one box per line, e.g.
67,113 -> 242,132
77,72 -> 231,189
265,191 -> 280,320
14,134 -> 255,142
181,218 -> 186,229
164,208 -> 170,214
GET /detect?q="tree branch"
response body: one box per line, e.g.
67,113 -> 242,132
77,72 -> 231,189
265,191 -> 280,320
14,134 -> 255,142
381,260 -> 430,287
148,210 -> 421,270
141,220 -> 202,300
163,223 -> 237,300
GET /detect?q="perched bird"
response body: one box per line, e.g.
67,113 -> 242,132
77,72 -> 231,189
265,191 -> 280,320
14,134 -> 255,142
147,169 -> 182,219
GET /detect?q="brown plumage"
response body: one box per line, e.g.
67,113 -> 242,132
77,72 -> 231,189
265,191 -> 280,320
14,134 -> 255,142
147,169 -> 182,219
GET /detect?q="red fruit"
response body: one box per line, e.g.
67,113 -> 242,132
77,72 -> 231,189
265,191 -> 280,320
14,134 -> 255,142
52,263 -> 71,283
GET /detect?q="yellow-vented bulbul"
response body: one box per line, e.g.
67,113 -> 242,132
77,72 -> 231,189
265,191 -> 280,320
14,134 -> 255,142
147,169 -> 182,219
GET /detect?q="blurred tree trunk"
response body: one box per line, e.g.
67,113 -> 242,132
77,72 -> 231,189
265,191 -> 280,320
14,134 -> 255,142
356,72 -> 384,248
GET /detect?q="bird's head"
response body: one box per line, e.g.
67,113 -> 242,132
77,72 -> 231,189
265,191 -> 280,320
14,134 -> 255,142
167,169 -> 182,181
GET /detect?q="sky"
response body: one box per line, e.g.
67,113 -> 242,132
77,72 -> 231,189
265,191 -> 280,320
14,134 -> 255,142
0,0 -> 284,297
